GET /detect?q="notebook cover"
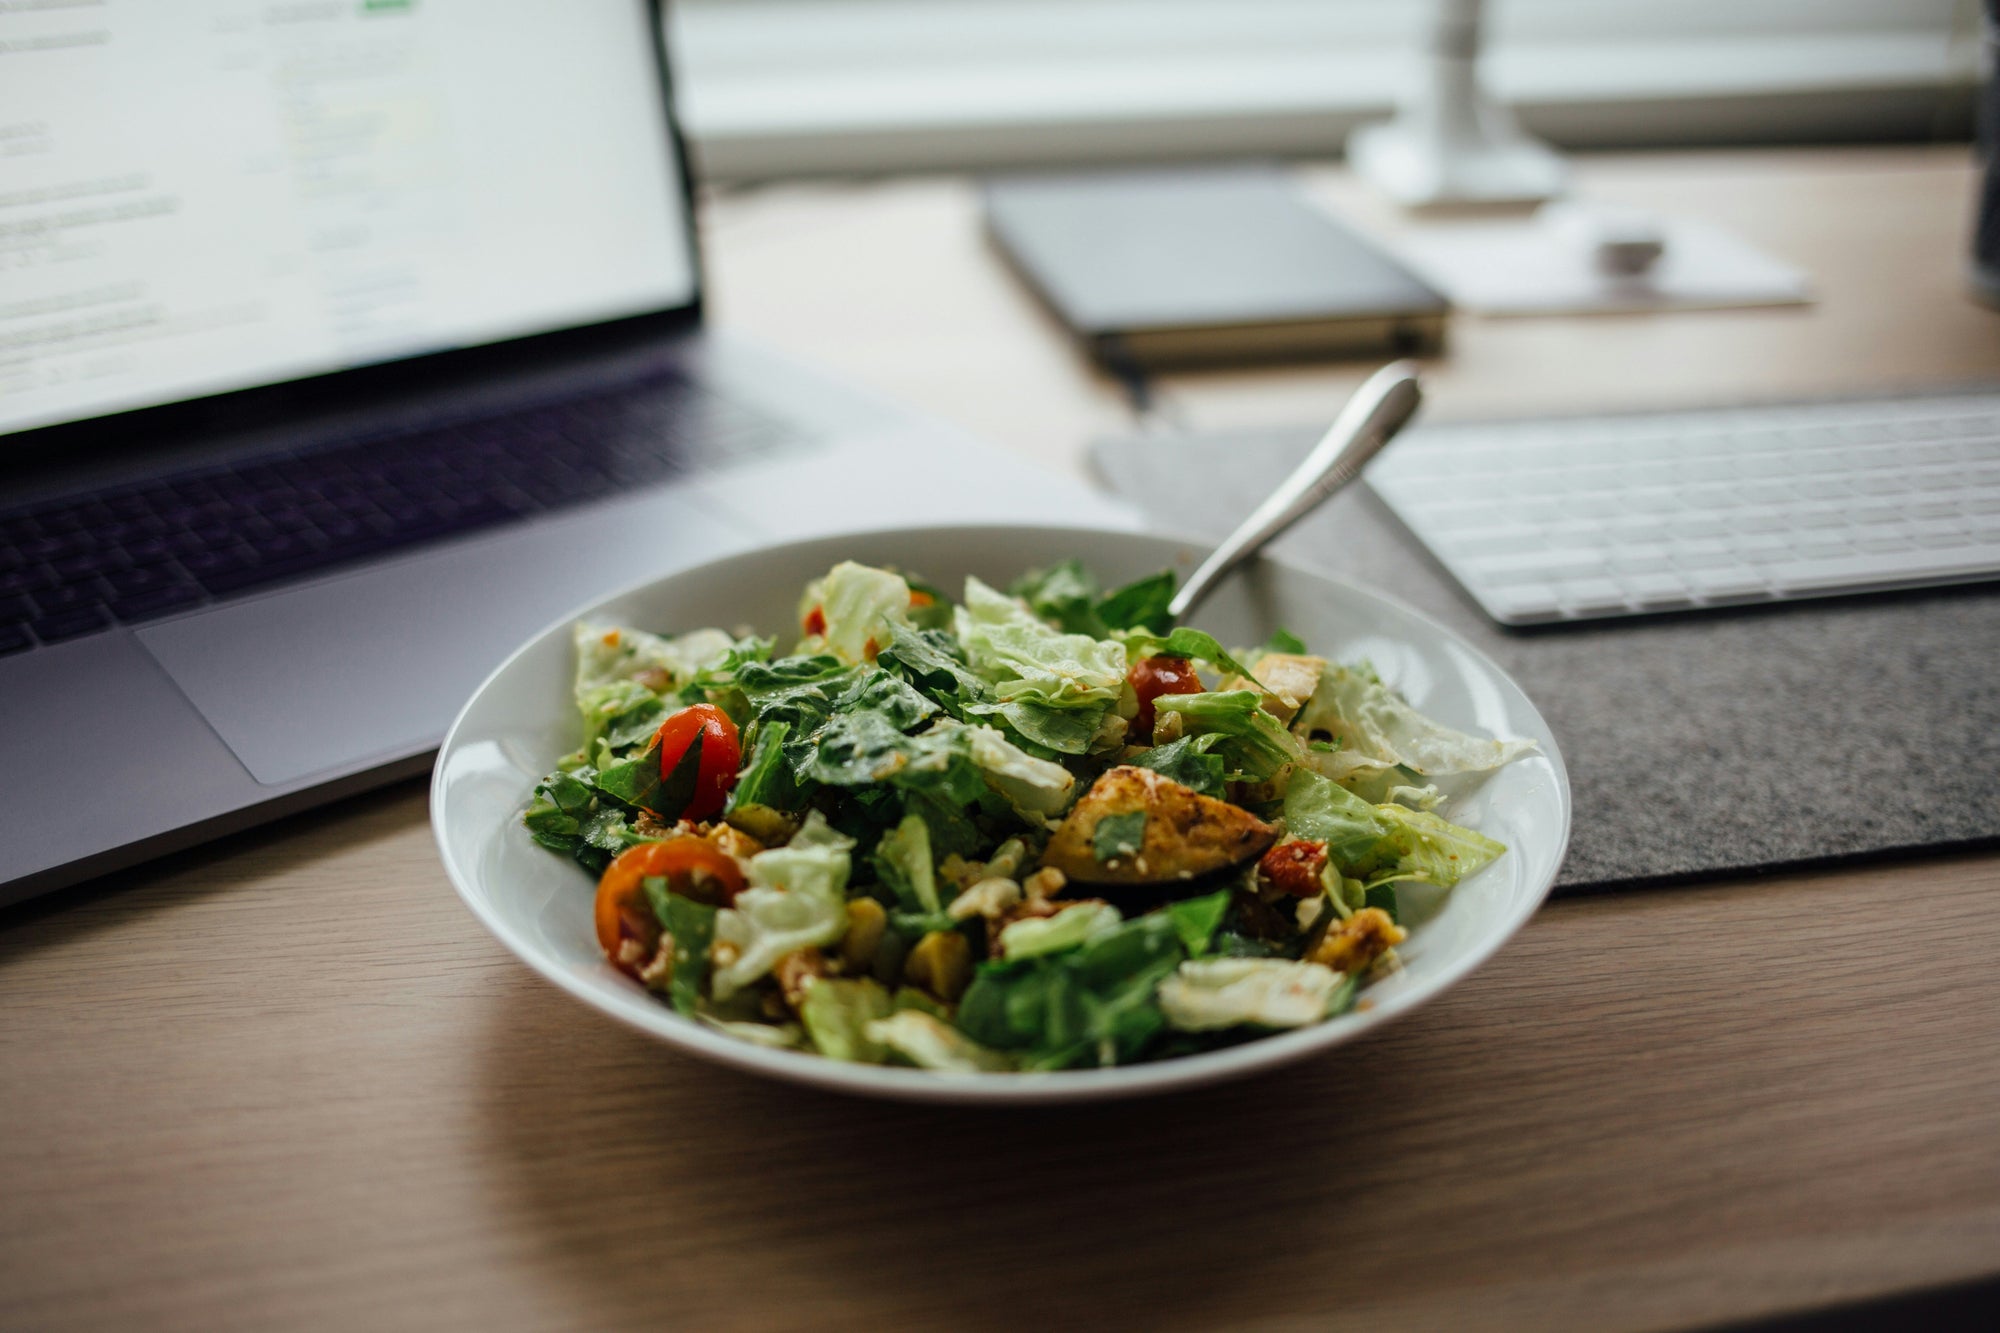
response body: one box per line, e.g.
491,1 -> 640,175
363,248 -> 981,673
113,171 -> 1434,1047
983,166 -> 1448,367
1091,426 -> 2000,892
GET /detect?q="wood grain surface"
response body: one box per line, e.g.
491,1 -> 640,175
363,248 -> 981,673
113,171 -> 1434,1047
5,148 -> 1999,1332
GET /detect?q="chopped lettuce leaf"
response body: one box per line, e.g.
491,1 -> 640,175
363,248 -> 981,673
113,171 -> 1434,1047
1368,803 -> 1507,889
962,723 -> 1076,819
1152,690 -> 1304,781
697,1016 -> 805,1049
799,977 -> 895,1062
710,812 -> 855,999
864,1010 -> 1016,1072
873,812 -> 940,912
999,901 -> 1123,960
1282,768 -> 1397,865
1283,769 -> 1505,889
574,622 -> 734,699
1120,627 -> 1261,684
804,561 -> 913,665
1157,958 -> 1346,1030
1264,628 -> 1309,655
1293,663 -> 1538,802
955,576 -> 1127,710
964,696 -> 1107,755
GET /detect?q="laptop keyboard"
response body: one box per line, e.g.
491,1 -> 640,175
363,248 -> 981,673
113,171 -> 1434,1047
1365,390 -> 2000,624
0,370 -> 795,655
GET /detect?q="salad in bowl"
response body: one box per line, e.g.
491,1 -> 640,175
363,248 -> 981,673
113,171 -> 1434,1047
519,555 -> 1537,1075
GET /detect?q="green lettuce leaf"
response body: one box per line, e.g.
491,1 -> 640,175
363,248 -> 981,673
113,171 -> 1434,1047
864,1010 -> 1016,1072
961,723 -> 1077,820
1152,690 -> 1303,781
710,813 -> 856,999
1156,958 -> 1347,1030
998,901 -> 1123,961
574,622 -> 735,700
955,576 -> 1127,710
1283,769 -> 1506,889
802,561 -> 913,665
873,812 -> 940,913
1120,627 -> 1260,683
1292,663 -> 1538,803
799,977 -> 895,1062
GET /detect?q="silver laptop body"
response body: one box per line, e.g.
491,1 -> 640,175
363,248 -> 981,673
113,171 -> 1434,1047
0,2 -> 1116,904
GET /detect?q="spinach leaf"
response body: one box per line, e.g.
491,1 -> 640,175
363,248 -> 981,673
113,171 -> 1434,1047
642,881 -> 717,1016
1130,733 -> 1228,797
1363,883 -> 1401,923
1165,890 -> 1232,957
1092,809 -> 1147,863
1094,570 -> 1177,634
875,624 -> 989,706
1008,558 -> 1103,635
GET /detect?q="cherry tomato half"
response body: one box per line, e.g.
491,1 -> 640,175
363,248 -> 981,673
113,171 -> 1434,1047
1128,654 -> 1204,742
654,703 -> 741,821
595,836 -> 750,977
1259,839 -> 1329,896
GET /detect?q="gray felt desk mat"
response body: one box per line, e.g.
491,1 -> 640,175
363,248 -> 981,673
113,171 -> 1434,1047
1092,426 -> 2000,892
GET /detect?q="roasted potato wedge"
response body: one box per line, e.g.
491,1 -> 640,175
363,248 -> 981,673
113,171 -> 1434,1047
1040,766 -> 1279,886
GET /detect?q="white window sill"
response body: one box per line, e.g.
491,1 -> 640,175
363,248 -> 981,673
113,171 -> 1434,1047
671,11 -> 1977,181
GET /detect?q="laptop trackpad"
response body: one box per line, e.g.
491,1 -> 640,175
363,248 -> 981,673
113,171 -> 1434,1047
136,493 -> 746,787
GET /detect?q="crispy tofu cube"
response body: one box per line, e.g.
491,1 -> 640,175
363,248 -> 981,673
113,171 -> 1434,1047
1039,766 -> 1279,887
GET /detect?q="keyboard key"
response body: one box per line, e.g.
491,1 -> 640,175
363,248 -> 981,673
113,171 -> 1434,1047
109,585 -> 205,623
1624,572 -> 1694,607
1482,584 -> 1564,622
1556,578 -> 1630,614
1767,546 -> 2000,594
1687,569 -> 1770,602
30,607 -> 110,643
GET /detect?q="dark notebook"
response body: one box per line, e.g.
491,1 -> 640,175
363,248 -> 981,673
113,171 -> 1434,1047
982,165 -> 1448,369
1093,425 -> 2000,893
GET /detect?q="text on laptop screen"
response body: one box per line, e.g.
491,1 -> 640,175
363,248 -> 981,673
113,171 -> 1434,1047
0,1 -> 697,437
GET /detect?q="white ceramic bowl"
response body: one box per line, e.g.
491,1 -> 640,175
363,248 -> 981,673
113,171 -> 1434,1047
431,525 -> 1570,1104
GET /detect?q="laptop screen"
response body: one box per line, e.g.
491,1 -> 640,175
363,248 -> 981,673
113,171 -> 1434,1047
0,1 -> 697,438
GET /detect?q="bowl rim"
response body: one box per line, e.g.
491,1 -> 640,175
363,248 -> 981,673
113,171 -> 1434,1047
430,522 -> 1571,1105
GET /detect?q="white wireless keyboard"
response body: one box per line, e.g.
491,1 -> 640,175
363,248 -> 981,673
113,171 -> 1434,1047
1364,390 -> 2000,624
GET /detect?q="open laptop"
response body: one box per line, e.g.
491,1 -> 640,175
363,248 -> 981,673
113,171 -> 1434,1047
0,1 -> 1122,905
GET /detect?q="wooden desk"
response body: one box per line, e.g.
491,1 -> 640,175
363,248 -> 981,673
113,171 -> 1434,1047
4,149 -> 1997,1332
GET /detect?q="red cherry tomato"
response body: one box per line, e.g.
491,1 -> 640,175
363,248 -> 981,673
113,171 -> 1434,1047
1128,654 -> 1204,742
595,837 -> 749,977
653,703 -> 741,821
